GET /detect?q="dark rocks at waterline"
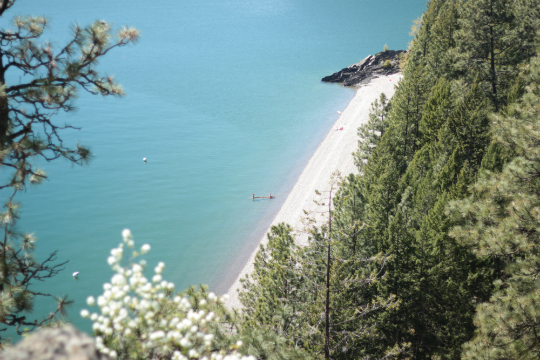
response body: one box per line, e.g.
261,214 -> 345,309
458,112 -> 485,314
322,50 -> 406,87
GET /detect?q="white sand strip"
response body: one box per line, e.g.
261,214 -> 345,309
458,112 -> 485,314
224,73 -> 403,309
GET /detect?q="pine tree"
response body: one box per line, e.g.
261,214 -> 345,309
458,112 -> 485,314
301,173 -> 401,360
240,175 -> 404,359
479,141 -> 514,173
362,144 -> 401,252
373,187 -> 417,355
0,6 -> 139,194
239,223 -> 308,344
387,61 -> 427,163
333,174 -> 367,259
423,0 -> 460,82
354,93 -> 390,171
0,0 -> 139,340
419,78 -> 453,146
451,0 -> 539,109
448,80 -> 491,171
449,57 -> 540,359
346,75 -> 496,358
0,202 -> 71,337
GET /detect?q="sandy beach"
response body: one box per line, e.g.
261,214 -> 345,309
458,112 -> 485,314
225,73 -> 403,309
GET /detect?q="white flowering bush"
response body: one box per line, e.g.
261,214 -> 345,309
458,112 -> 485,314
82,229 -> 254,360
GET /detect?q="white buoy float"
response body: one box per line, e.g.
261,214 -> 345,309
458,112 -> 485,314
143,157 -> 147,163
72,271 -> 79,278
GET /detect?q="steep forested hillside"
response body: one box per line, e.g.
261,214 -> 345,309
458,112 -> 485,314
238,0 -> 540,359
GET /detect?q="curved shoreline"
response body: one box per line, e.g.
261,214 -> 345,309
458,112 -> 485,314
224,73 -> 403,309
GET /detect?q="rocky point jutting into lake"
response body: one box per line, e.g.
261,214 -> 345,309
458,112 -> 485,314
321,50 -> 405,87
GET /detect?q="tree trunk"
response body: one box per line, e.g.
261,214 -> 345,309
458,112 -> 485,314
0,55 -> 9,149
324,190 -> 332,360
489,2 -> 497,109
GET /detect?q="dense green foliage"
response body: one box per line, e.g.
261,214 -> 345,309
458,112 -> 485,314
237,0 -> 540,358
240,176 -> 404,359
449,58 -> 540,359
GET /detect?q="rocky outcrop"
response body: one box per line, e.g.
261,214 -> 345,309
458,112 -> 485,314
321,50 -> 405,87
0,326 -> 107,360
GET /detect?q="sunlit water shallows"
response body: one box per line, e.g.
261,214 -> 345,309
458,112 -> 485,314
5,0 -> 425,334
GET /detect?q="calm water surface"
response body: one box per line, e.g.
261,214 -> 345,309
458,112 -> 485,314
6,0 -> 425,333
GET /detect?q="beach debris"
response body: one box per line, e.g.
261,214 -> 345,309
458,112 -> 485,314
143,157 -> 147,163
251,193 -> 275,200
72,271 -> 79,278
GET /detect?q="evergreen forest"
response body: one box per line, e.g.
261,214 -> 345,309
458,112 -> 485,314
237,0 -> 540,358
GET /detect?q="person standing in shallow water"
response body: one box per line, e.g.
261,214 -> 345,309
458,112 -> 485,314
253,193 -> 256,200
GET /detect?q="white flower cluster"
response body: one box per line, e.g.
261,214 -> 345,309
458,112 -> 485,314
82,229 -> 254,360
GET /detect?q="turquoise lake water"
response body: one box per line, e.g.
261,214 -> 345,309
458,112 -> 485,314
6,0 -> 425,334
